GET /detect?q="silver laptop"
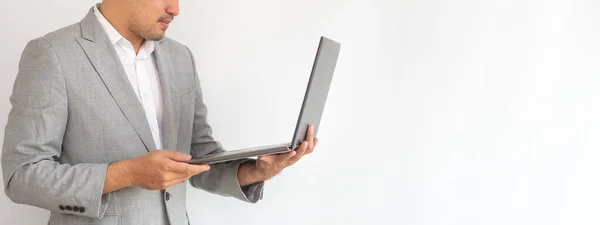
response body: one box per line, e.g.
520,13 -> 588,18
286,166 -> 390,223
188,36 -> 341,165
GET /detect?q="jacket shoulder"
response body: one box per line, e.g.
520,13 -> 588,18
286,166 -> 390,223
30,22 -> 82,48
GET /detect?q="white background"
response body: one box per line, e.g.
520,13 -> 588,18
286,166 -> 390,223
2,0 -> 600,225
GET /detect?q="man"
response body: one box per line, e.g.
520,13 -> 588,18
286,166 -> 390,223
1,0 -> 317,224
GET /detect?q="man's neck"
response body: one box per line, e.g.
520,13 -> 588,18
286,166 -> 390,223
97,3 -> 144,54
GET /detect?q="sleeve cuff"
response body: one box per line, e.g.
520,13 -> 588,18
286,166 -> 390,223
190,158 -> 265,203
61,163 -> 111,219
4,162 -> 111,219
241,179 -> 265,203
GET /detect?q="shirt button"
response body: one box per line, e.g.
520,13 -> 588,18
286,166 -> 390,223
73,206 -> 79,212
165,192 -> 171,201
59,205 -> 65,211
79,207 -> 86,213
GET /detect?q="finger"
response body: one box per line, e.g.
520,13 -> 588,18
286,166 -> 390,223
257,155 -> 268,161
286,149 -> 297,159
258,151 -> 295,163
263,151 -> 297,169
289,141 -> 308,163
306,137 -> 318,154
186,164 -> 210,175
161,150 -> 192,162
167,170 -> 200,186
164,160 -> 209,176
164,160 -> 191,174
306,125 -> 315,149
299,141 -> 309,155
307,137 -> 318,154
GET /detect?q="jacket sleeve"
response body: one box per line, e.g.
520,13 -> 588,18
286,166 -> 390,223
184,46 -> 264,203
1,38 -> 111,219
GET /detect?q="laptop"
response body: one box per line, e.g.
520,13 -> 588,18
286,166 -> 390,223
188,36 -> 341,165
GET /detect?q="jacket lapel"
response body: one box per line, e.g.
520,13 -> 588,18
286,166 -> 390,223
75,8 -> 157,151
154,42 -> 181,151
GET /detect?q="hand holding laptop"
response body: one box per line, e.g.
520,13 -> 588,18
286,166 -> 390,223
237,124 -> 319,185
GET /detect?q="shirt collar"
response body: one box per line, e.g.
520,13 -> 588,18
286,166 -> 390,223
93,4 -> 155,56
93,4 -> 122,46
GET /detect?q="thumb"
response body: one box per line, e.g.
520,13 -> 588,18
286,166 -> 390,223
187,164 -> 211,175
161,150 -> 192,162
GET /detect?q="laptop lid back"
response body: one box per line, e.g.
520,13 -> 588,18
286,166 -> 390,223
290,36 -> 341,150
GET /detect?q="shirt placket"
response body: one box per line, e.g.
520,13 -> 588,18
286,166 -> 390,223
135,54 -> 162,150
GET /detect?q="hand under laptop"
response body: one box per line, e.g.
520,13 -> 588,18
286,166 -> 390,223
235,124 -> 319,186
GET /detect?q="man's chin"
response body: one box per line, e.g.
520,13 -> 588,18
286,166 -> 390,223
143,32 -> 165,41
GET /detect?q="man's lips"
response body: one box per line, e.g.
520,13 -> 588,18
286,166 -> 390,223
159,18 -> 173,29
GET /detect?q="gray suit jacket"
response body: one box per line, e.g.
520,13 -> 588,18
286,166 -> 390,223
1,7 -> 264,225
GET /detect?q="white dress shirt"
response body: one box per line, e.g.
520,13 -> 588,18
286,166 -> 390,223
94,6 -> 163,150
